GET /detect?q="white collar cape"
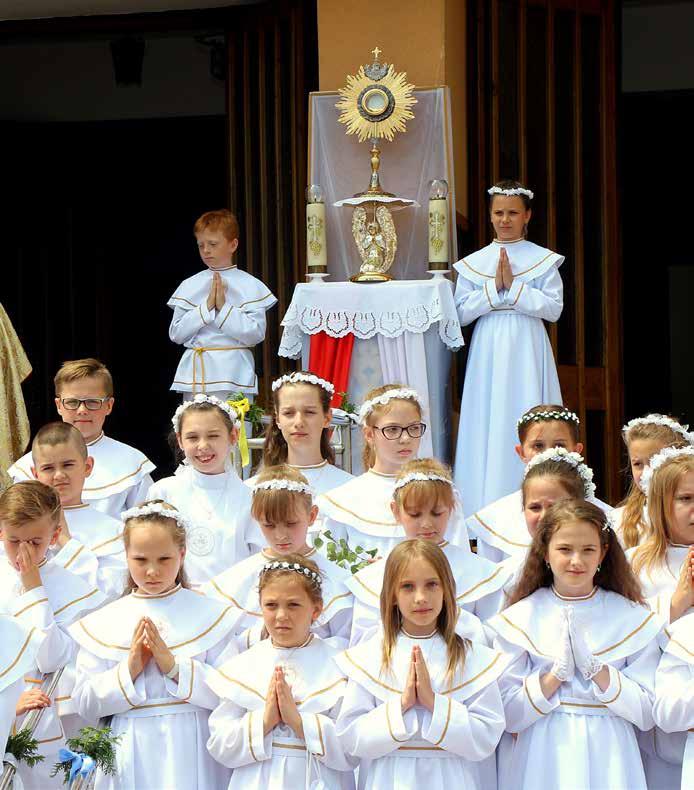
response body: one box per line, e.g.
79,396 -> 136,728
69,586 -> 241,662
489,587 -> 664,662
453,239 -> 564,287
167,267 -> 277,313
81,434 -> 155,501
202,549 -> 352,629
0,617 -> 45,692
347,542 -> 507,608
336,631 -> 507,704
317,471 -> 404,538
208,635 -> 347,714
63,504 -> 124,557
663,610 -> 694,664
1,559 -> 106,626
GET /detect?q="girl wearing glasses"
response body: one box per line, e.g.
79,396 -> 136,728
316,386 -> 468,558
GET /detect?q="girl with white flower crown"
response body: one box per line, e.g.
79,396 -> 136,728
70,501 -> 240,789
316,384 -> 468,558
148,395 -> 262,587
453,180 -> 565,520
488,499 -> 663,790
347,458 -> 505,647
466,402 -> 612,563
249,370 -> 353,494
336,539 -> 506,789
203,465 -> 353,649
614,414 -> 693,550
207,554 -> 356,788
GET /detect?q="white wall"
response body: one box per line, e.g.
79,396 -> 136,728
0,35 -> 225,120
623,2 -> 694,93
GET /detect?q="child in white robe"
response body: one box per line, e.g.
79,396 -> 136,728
70,501 -> 239,790
148,395 -> 262,588
207,554 -> 356,788
614,414 -> 693,550
248,370 -> 353,493
0,617 -> 46,773
629,446 -> 694,788
168,208 -> 277,401
488,499 -> 663,790
653,609 -> 694,790
336,539 -> 505,789
0,481 -> 106,790
466,404 -> 610,562
7,358 -> 154,517
317,385 -> 468,558
203,465 -> 353,648
453,180 -> 564,516
348,459 -> 505,647
30,422 -> 126,600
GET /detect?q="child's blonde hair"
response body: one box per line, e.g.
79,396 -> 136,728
632,453 -> 694,578
32,422 -> 88,461
361,384 -> 423,470
620,417 -> 688,550
251,465 -> 313,524
54,358 -> 113,397
380,539 -> 467,682
392,458 -> 456,514
0,480 -> 62,531
122,500 -> 189,594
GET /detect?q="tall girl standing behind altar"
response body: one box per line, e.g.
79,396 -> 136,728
70,502 -> 239,790
148,395 -> 262,587
453,180 -> 564,517
249,371 -> 353,493
488,499 -> 662,790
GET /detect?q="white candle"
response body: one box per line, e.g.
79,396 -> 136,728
306,185 -> 327,273
428,197 -> 449,265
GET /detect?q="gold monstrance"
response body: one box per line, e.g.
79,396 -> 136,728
335,48 -> 417,282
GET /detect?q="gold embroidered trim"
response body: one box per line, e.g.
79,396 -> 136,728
171,296 -> 197,307
272,741 -> 305,750
315,714 -> 325,757
559,701 -> 607,709
473,514 -> 530,548
248,710 -> 259,762
208,580 -> 263,618
343,651 -> 401,693
322,591 -> 352,613
84,460 -> 151,492
117,663 -> 136,707
398,745 -> 444,751
524,679 -> 546,716
510,282 -> 524,305
352,572 -> 378,599
442,653 -> 503,695
218,306 -> 233,329
499,615 -> 549,656
484,281 -> 493,309
296,677 -> 347,706
63,544 -> 84,569
601,671 -> 622,705
461,251 -> 555,279
386,699 -> 409,742
14,598 -> 49,617
433,697 -> 452,746
457,567 -> 504,600
131,585 -> 181,600
322,494 -> 398,527
668,636 -> 694,657
54,588 -> 101,616
0,628 -> 36,679
593,612 -> 656,656
239,292 -> 275,309
90,533 -> 124,552
216,671 -> 265,701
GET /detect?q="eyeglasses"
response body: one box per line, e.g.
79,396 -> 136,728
60,397 -> 111,411
374,422 -> 427,440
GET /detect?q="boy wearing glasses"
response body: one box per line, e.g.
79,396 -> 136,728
7,358 -> 154,517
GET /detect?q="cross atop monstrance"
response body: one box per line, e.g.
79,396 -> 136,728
371,46 -> 382,60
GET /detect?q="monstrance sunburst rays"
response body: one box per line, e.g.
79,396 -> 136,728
336,63 -> 417,143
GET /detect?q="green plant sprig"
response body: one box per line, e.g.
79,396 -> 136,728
5,728 -> 44,768
51,726 -> 121,784
338,392 -> 357,414
313,530 -> 378,574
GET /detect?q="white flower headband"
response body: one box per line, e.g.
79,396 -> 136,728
622,414 -> 694,445
517,408 -> 580,430
121,502 -> 192,531
261,560 -> 321,586
524,447 -> 596,499
488,185 -> 534,200
393,472 -> 453,494
272,372 -> 335,396
358,388 -> 424,425
252,479 -> 315,497
172,394 -> 240,433
639,446 -> 694,496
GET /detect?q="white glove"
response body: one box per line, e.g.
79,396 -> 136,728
550,608 -> 575,682
567,606 -> 604,680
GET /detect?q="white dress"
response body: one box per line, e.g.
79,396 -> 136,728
336,630 -> 506,789
168,266 -> 277,395
202,548 -> 353,648
7,432 -> 154,519
0,616 -> 45,765
207,634 -> 356,789
653,610 -> 694,790
316,470 -> 469,559
0,559 -> 106,790
347,541 -> 507,646
70,584 -> 239,789
488,586 -> 663,790
629,543 -> 693,788
148,465 -> 263,588
466,488 -> 612,562
453,239 -> 564,517
247,459 -> 354,495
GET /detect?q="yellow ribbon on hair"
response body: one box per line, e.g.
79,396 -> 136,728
227,396 -> 251,467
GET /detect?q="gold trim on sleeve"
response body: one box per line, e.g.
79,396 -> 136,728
523,679 -> 547,716
601,671 -> 622,705
218,306 -> 234,329
117,663 -> 136,707
433,697 -> 452,746
484,281 -> 493,309
0,628 -> 36,679
510,282 -> 524,305
386,699 -> 409,742
248,710 -> 259,762
314,714 -> 326,757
